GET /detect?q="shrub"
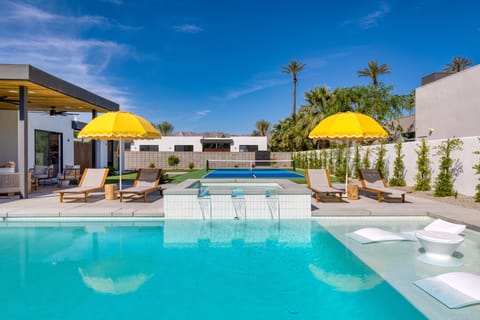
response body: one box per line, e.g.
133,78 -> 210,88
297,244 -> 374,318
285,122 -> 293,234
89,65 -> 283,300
189,162 -> 195,170
149,162 -> 156,168
389,142 -> 406,186
414,139 -> 431,191
168,155 -> 180,168
362,147 -> 371,169
433,138 -> 463,197
352,144 -> 361,178
107,165 -> 116,176
374,143 -> 387,178
474,139 -> 480,202
335,144 -> 346,183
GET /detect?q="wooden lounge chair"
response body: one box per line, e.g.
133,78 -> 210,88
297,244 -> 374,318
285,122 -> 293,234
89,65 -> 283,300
54,168 -> 109,203
358,169 -> 405,202
119,168 -> 162,202
305,168 -> 343,202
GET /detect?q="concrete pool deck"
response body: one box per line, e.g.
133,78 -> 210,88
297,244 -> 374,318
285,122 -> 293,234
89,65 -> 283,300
0,183 -> 479,230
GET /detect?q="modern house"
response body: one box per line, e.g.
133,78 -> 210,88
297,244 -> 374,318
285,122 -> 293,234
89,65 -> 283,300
415,65 -> 480,140
0,64 -> 119,197
131,135 -> 268,152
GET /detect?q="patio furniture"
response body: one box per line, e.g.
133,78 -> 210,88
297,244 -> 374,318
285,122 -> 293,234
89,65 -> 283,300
305,168 -> 343,202
54,168 -> 109,202
0,172 -> 20,197
57,165 -> 81,187
31,164 -> 55,185
346,219 -> 466,244
415,230 -> 464,258
414,272 -> 480,309
358,169 -> 405,202
118,168 -> 162,202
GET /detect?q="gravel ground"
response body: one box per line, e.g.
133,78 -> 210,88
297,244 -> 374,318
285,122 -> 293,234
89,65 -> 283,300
398,186 -> 480,211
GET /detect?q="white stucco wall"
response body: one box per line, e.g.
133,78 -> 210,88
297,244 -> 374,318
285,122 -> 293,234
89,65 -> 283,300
28,113 -> 75,169
298,136 -> 480,196
130,136 -> 268,152
416,65 -> 480,140
230,136 -> 268,152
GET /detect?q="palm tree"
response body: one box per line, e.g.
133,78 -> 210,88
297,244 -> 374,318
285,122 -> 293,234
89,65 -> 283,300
444,56 -> 473,72
253,120 -> 271,136
282,60 -> 306,118
357,60 -> 391,89
156,121 -> 174,136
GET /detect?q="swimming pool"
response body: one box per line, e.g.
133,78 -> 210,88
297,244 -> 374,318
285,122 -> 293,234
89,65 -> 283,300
0,220 -> 427,319
203,168 -> 304,179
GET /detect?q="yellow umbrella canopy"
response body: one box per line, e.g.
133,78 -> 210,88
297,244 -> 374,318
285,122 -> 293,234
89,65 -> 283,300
308,112 -> 388,191
308,111 -> 388,140
78,111 -> 161,189
78,111 -> 161,140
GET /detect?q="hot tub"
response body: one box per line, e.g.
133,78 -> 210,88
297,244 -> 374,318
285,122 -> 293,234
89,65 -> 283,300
164,179 -> 311,219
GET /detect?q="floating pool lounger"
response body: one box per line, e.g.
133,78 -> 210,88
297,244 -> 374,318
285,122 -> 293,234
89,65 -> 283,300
346,228 -> 414,244
414,272 -> 480,308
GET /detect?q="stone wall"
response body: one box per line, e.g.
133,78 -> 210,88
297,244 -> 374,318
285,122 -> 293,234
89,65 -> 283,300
125,151 -> 292,170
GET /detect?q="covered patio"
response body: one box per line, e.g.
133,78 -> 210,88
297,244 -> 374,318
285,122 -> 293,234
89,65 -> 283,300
0,64 -> 119,198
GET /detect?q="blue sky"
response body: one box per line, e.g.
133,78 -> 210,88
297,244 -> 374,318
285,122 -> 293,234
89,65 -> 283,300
1,0 -> 479,134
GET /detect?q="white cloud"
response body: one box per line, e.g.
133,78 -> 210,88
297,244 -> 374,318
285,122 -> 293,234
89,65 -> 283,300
221,78 -> 288,101
342,4 -> 390,29
0,1 -> 137,111
192,109 -> 211,120
174,24 -> 204,33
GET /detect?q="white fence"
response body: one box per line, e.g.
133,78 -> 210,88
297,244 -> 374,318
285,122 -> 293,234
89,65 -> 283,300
295,136 -> 480,196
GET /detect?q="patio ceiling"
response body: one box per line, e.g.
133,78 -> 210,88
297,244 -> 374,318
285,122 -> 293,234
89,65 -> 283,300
0,64 -> 119,113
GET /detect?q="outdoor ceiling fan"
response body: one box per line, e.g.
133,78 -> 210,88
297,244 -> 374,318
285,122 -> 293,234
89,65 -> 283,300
31,106 -> 79,117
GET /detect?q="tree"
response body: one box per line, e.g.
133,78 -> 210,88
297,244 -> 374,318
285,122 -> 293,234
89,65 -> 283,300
282,60 -> 306,118
444,57 -> 473,72
252,120 -> 271,136
389,142 -> 406,186
352,144 -> 361,178
362,147 -> 371,169
357,60 -> 391,89
157,121 -> 174,136
414,139 -> 431,191
433,138 -> 463,197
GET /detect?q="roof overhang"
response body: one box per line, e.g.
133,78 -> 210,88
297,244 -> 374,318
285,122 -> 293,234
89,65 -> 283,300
0,64 -> 119,113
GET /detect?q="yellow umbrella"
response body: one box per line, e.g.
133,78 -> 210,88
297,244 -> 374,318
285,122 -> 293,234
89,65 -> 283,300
308,112 -> 388,191
78,111 -> 161,189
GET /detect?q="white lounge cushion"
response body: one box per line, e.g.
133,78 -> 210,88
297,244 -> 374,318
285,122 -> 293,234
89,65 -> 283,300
346,228 -> 412,244
424,219 -> 466,234
414,272 -> 480,308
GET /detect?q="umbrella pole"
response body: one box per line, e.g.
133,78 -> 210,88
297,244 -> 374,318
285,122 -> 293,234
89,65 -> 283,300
119,138 -> 123,191
345,140 -> 349,193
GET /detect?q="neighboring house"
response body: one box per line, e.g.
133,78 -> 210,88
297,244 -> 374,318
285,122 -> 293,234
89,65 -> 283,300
130,136 -> 268,152
415,65 -> 480,140
389,114 -> 415,141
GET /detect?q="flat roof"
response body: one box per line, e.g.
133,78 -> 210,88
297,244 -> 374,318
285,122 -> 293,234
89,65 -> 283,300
0,64 -> 119,113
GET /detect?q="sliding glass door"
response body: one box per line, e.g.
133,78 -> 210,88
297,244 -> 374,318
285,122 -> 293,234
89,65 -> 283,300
34,130 -> 62,176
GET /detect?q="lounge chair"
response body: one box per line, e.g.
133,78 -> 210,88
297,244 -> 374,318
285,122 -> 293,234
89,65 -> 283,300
54,168 -> 109,202
118,168 -> 162,202
414,272 -> 480,308
346,218 -> 466,244
305,168 -> 343,202
358,169 -> 406,202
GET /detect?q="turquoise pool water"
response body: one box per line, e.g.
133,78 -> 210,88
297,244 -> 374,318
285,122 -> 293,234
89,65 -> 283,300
0,220 -> 426,319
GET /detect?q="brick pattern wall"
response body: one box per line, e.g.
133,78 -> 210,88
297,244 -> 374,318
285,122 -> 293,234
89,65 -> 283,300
125,151 -> 292,170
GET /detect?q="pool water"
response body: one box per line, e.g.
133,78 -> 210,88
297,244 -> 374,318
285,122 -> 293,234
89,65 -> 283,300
203,168 -> 304,179
0,220 -> 425,320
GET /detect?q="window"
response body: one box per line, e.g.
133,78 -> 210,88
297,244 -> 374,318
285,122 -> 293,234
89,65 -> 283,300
139,145 -> 159,152
174,145 -> 194,152
239,145 -> 258,152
